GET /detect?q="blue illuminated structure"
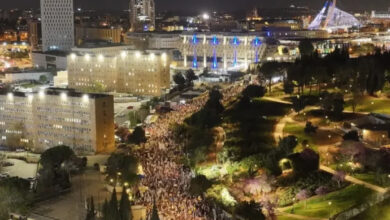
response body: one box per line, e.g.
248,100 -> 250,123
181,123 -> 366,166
253,37 -> 262,63
232,36 -> 240,45
253,37 -> 262,46
192,34 -> 198,45
211,36 -> 219,45
212,49 -> 218,69
193,49 -> 198,68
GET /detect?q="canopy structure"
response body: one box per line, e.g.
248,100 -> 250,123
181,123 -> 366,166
308,0 -> 361,31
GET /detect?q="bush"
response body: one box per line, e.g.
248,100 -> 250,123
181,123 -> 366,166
288,148 -> 319,176
235,201 -> 265,220
343,130 -> 360,141
304,121 -> 318,134
189,175 -> 213,196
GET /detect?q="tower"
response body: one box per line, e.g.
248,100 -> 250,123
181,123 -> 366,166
308,0 -> 360,31
129,0 -> 155,32
40,0 -> 74,52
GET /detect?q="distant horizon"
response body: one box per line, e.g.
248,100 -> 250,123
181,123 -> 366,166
0,0 -> 389,13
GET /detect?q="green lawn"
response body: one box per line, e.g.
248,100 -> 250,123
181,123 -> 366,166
352,197 -> 390,220
283,122 -> 314,152
283,185 -> 374,218
345,97 -> 390,114
352,172 -> 390,187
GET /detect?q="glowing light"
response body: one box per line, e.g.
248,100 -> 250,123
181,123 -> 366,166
121,51 -> 127,59
27,94 -> 33,102
84,54 -> 90,61
39,90 -> 45,99
7,93 -> 13,100
135,51 -> 141,58
60,92 -> 67,101
82,94 -> 89,102
150,53 -> 155,60
70,53 -> 76,61
161,53 -> 167,60
202,13 -> 210,20
98,54 -> 104,62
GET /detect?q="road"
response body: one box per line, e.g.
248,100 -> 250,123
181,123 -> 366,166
32,169 -> 110,220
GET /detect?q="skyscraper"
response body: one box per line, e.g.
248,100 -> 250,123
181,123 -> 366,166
40,0 -> 74,52
129,0 -> 155,32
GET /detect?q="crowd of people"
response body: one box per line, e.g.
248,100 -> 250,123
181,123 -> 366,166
133,82 -> 246,220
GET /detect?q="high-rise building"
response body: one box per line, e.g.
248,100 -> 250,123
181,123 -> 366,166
129,0 -> 155,32
0,88 -> 115,154
27,19 -> 42,51
67,48 -> 171,96
40,0 -> 74,51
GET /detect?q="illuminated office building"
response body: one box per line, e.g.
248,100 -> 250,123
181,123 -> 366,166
180,33 -> 267,70
129,0 -> 155,31
0,89 -> 115,154
67,49 -> 170,96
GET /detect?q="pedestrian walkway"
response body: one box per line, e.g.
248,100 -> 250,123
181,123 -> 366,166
276,211 -> 328,220
320,165 -> 387,193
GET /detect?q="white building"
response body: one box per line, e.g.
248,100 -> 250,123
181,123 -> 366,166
129,0 -> 155,31
0,71 -> 52,84
40,0 -> 75,52
54,71 -> 68,87
31,51 -> 68,70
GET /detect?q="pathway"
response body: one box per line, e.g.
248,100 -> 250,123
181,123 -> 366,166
320,165 -> 387,193
276,211 -> 328,220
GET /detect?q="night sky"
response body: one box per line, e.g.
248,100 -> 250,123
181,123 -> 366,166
1,0 -> 389,12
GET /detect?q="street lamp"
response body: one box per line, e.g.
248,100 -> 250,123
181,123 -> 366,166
328,201 -> 332,218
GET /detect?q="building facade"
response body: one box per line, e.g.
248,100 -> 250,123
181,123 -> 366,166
124,32 -> 181,49
75,26 -> 123,45
180,33 -> 267,70
0,89 -> 115,154
27,19 -> 42,51
40,0 -> 74,51
67,49 -> 171,96
129,0 -> 155,31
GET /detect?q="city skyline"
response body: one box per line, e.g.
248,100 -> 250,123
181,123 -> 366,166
1,0 -> 390,12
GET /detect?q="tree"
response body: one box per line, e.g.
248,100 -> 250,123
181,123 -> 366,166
235,201 -> 265,220
109,188 -> 120,220
283,80 -> 294,94
291,96 -> 305,113
304,122 -> 318,134
189,175 -> 212,196
119,187 -> 131,220
127,126 -> 146,145
106,153 -> 139,186
0,178 -> 32,219
296,189 -> 310,209
39,75 -> 48,83
185,69 -> 198,86
40,145 -> 75,168
259,62 -> 285,92
289,149 -> 319,175
343,130 -> 360,142
315,186 -> 329,195
150,202 -> 160,220
299,39 -> 314,57
332,171 -> 346,188
173,72 -> 186,90
86,196 -> 96,220
242,85 -> 266,99
102,199 -> 110,220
